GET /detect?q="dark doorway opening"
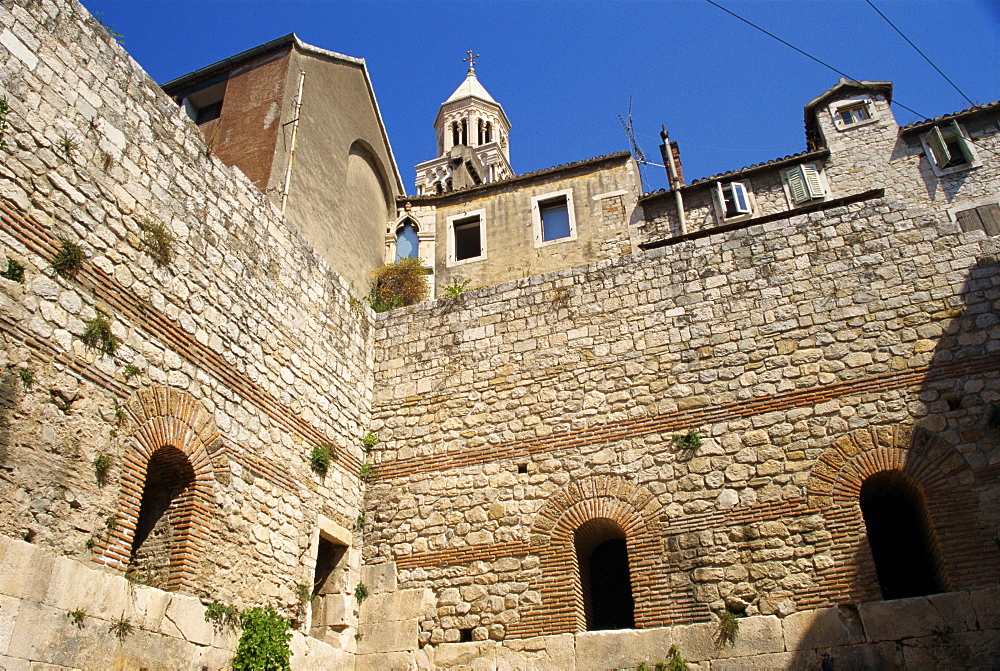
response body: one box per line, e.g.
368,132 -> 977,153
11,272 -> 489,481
860,470 -> 945,600
575,518 -> 635,631
130,446 -> 195,587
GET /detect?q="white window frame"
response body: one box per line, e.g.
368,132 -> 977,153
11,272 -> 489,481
531,189 -> 577,247
714,181 -> 754,222
782,164 -> 829,207
947,198 -> 1000,236
919,121 -> 980,176
828,98 -> 877,131
446,208 -> 486,267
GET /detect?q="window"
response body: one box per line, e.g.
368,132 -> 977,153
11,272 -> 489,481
952,202 -> 1000,236
829,98 -> 876,130
447,210 -> 486,265
531,189 -> 577,246
860,471 -> 944,600
784,164 -> 826,205
195,101 -> 223,125
716,181 -> 752,219
920,121 -> 978,175
574,518 -> 635,631
395,221 -> 419,260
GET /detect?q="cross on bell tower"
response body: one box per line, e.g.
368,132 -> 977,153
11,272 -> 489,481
463,51 -> 480,72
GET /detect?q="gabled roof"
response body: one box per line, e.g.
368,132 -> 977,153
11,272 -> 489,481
804,79 -> 893,150
445,69 -> 497,104
160,34 -> 404,195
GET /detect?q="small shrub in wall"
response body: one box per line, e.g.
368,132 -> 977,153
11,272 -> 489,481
82,315 -> 119,356
0,258 -> 24,283
50,239 -> 85,278
361,432 -> 379,450
354,583 -> 369,604
664,645 -> 689,671
93,453 -> 111,484
204,601 -> 241,633
309,444 -> 334,476
367,257 -> 429,312
672,429 -> 702,451
138,218 -> 177,268
232,606 -> 291,671
715,608 -> 741,647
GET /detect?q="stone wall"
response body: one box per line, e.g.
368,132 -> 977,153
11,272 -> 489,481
1,0 -> 371,649
367,189 -> 1000,645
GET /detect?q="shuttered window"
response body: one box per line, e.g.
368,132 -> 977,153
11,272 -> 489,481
955,203 -> 1000,236
786,164 -> 825,205
923,121 -> 977,174
717,182 -> 751,218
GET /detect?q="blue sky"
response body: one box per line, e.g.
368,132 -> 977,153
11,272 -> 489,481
81,0 -> 998,194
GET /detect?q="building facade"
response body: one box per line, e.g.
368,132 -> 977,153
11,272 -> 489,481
1,1 -> 999,669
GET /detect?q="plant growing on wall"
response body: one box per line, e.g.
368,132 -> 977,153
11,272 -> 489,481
295,583 -> 313,604
105,514 -> 118,532
50,239 -> 85,278
0,96 -> 9,151
204,601 -> 241,632
108,615 -> 133,641
56,132 -> 79,157
672,429 -> 702,451
442,277 -> 472,298
138,218 -> 177,268
366,257 -> 429,312
232,606 -> 292,671
123,364 -> 141,381
94,13 -> 125,45
309,444 -> 334,476
113,400 -> 127,427
664,645 -> 689,671
362,432 -> 378,450
715,608 -> 741,647
82,315 -> 119,356
93,454 -> 111,484
356,511 -> 366,529
18,368 -> 33,390
0,258 -> 24,283
353,583 -> 369,604
358,463 -> 373,480
67,609 -> 86,628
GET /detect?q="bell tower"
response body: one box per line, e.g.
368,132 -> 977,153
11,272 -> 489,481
414,52 -> 513,195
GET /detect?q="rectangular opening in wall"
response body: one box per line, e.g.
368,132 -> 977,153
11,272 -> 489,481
313,536 -> 347,598
517,463 -> 528,474
540,196 -> 571,241
178,79 -> 228,126
454,216 -> 482,261
459,628 -> 474,642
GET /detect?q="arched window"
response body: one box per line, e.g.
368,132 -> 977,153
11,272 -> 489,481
395,221 -> 419,260
485,122 -> 493,143
130,446 -> 196,588
451,122 -> 460,147
574,518 -> 635,630
860,470 -> 945,600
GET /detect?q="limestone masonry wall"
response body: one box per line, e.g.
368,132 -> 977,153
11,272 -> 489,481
0,0 -> 372,652
368,190 -> 1000,646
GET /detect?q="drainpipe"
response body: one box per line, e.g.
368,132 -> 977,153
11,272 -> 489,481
660,126 -> 686,236
280,70 -> 306,216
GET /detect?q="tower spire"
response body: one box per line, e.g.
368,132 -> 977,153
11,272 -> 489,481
463,50 -> 480,73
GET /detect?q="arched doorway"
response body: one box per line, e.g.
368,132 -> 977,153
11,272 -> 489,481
129,446 -> 196,588
574,518 -> 635,630
860,470 -> 945,600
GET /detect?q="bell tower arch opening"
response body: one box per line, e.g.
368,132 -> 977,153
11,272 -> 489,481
574,517 -> 635,631
860,470 -> 945,600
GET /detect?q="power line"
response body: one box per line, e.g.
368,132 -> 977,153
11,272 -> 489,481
863,0 -> 975,107
701,0 -> 926,120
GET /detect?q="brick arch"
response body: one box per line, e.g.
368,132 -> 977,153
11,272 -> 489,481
93,387 -> 221,591
510,476 -> 668,638
800,425 -> 1000,606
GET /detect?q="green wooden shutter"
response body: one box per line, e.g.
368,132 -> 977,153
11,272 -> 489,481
927,126 -> 951,168
976,203 -> 1000,236
787,167 -> 808,204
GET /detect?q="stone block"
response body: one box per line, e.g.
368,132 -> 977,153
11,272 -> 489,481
783,605 -> 865,651
575,628 -> 651,669
711,650 -> 807,670
358,618 -> 419,653
0,539 -> 52,602
672,621 -> 716,662
0,655 -> 30,671
315,593 -> 352,628
291,630 -> 356,670
360,589 -> 434,623
900,629 -> 1000,670
6,600 -> 115,669
163,593 -> 213,647
927,591 -> 977,634
428,640 -> 492,668
713,615 -> 784,659
0,594 -> 20,652
362,562 -> 398,594
971,586 -> 1000,630
859,596 -> 947,642
816,641 -> 905,669
503,632 -> 576,669
355,651 -> 419,670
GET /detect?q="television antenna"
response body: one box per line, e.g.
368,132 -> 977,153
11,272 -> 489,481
618,97 -> 663,190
